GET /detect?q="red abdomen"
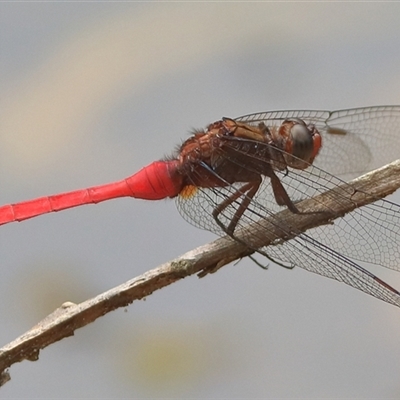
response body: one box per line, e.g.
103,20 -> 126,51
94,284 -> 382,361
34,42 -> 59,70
124,160 -> 183,200
0,160 -> 183,226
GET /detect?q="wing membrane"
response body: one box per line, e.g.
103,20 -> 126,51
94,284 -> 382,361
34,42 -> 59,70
176,122 -> 400,306
236,106 -> 400,178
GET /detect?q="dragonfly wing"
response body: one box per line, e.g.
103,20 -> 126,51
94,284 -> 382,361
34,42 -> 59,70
176,109 -> 400,306
317,106 -> 400,178
273,165 -> 400,271
264,232 -> 400,307
176,176 -> 400,307
235,106 -> 400,179
175,144 -> 400,306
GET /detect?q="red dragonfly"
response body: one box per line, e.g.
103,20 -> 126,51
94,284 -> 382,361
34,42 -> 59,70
1,106 -> 400,306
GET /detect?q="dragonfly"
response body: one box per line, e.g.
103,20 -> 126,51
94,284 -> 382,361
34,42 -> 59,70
1,106 -> 399,306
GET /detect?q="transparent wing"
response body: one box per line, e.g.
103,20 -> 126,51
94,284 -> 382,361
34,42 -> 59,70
176,141 -> 400,306
236,106 -> 400,179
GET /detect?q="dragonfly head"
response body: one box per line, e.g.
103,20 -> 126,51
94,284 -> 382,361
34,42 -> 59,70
279,118 -> 322,170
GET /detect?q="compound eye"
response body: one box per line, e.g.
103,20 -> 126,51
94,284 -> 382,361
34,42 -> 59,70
290,123 -> 314,160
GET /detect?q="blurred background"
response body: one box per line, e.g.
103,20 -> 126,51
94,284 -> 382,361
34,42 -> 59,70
1,2 -> 400,398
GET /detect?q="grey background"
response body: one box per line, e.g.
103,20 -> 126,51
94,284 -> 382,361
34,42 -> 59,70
1,2 -> 400,398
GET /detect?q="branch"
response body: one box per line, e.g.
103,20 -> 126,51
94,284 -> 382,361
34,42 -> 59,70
1,159 -> 399,386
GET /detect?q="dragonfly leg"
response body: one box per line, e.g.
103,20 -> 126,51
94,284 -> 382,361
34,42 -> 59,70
212,178 -> 298,270
249,253 -> 295,270
212,180 -> 261,236
270,169 -> 334,219
248,255 -> 268,269
264,252 -> 295,269
269,169 -> 300,213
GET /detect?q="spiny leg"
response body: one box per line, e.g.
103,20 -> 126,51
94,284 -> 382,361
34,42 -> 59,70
269,169 -> 301,213
212,180 -> 261,236
212,180 -> 296,270
270,168 -> 335,219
